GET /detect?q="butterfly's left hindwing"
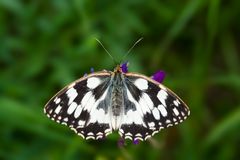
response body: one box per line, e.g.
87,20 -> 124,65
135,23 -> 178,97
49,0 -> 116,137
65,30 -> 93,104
119,73 -> 190,141
44,72 -> 113,139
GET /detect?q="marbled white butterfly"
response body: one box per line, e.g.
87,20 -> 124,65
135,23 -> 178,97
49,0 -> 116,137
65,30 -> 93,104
44,64 -> 190,141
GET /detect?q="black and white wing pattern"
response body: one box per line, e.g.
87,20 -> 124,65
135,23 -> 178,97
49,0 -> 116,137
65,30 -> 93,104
44,72 -> 113,140
119,73 -> 190,141
44,68 -> 190,141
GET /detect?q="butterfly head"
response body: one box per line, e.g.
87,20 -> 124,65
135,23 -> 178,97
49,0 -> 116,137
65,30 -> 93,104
114,65 -> 123,73
114,62 -> 129,73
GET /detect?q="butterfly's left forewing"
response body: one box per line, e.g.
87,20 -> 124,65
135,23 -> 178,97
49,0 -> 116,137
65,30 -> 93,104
44,72 -> 113,139
119,73 -> 190,141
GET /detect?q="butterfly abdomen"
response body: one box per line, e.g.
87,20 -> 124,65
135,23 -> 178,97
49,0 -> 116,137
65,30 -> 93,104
110,73 -> 124,130
112,87 -> 123,116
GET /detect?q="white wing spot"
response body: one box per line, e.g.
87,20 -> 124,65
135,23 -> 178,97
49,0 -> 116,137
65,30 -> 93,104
138,96 -> 151,114
158,104 -> 167,117
90,108 -> 105,123
71,127 -> 77,133
67,102 -> 77,115
157,89 -> 168,106
152,107 -> 160,120
125,135 -> 133,140
173,100 -> 179,106
135,133 -> 142,137
54,97 -> 61,104
63,117 -> 68,122
81,92 -> 92,108
152,131 -> 158,136
49,109 -> 53,114
87,77 -> 101,89
96,135 -> 103,139
166,119 -> 171,123
125,132 -> 132,136
77,133 -> 85,138
142,93 -> 154,110
181,111 -> 185,116
97,132 -> 103,136
105,128 -> 112,134
148,122 -> 155,127
86,136 -> 95,140
119,129 -> 124,134
135,137 -> 143,141
119,131 -> 123,136
74,105 -> 82,118
134,78 -> 148,90
173,107 -> 179,116
55,105 -> 62,114
83,95 -> 96,112
87,132 -> 94,136
176,99 -> 181,104
78,120 -> 85,127
66,88 -> 78,105
144,135 -> 151,140
124,109 -> 143,125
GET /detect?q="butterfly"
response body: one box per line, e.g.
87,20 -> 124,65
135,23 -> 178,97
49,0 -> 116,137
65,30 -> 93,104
44,64 -> 190,141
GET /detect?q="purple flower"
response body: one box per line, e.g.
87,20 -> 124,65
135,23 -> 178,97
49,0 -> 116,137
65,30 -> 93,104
151,70 -> 166,83
133,139 -> 140,145
117,138 -> 125,147
90,67 -> 94,73
120,62 -> 128,73
84,67 -> 94,77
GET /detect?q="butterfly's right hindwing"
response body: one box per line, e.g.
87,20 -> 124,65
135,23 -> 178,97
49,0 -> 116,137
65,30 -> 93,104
44,72 -> 113,139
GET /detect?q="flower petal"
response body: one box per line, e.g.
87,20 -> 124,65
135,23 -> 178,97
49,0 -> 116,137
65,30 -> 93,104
151,70 -> 166,83
120,62 -> 128,73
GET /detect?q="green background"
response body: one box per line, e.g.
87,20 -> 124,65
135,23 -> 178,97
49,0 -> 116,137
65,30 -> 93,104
1,0 -> 240,160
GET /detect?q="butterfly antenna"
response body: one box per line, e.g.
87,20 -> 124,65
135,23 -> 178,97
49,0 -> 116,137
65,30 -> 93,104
95,38 -> 118,64
121,37 -> 143,62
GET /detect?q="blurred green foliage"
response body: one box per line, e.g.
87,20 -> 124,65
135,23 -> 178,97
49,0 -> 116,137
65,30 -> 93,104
1,0 -> 240,160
